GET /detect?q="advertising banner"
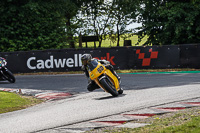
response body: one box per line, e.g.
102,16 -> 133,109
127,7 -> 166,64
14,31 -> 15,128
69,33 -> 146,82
0,48 -> 129,73
127,46 -> 180,69
0,44 -> 199,73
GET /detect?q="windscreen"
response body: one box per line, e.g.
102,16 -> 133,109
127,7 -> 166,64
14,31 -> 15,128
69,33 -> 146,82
88,59 -> 98,71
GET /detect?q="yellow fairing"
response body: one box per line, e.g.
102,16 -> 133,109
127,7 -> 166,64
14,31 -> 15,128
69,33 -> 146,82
89,63 -> 120,91
89,63 -> 105,80
104,69 -> 120,91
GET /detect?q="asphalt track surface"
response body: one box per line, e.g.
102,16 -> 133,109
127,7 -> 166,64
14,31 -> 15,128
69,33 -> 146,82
0,73 -> 200,133
1,73 -> 200,93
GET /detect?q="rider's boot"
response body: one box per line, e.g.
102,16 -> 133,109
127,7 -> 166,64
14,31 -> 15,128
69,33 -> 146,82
87,80 -> 100,92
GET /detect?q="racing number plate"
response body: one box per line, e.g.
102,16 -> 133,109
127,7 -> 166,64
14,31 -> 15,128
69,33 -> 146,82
97,66 -> 104,73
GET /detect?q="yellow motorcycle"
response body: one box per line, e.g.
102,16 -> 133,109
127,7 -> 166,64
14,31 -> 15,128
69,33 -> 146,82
88,59 -> 123,97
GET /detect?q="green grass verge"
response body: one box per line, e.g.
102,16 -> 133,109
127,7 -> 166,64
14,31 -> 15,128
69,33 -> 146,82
159,117 -> 200,133
88,107 -> 200,133
75,35 -> 149,48
0,91 -> 43,114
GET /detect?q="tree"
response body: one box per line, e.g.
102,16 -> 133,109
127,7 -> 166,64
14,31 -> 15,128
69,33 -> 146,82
137,0 -> 200,45
78,0 -> 114,47
55,0 -> 98,48
61,0 -> 84,48
0,0 -> 68,51
78,0 -> 139,47
111,0 -> 139,46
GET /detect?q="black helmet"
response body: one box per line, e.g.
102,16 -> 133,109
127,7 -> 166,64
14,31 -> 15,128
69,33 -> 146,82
81,54 -> 92,65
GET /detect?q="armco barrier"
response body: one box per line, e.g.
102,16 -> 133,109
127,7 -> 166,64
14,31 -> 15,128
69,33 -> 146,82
0,44 -> 199,73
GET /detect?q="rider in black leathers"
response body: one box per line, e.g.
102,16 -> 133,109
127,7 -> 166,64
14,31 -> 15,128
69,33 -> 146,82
81,54 -> 120,92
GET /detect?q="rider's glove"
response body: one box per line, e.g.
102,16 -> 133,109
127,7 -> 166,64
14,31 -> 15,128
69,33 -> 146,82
100,60 -> 110,65
105,65 -> 113,70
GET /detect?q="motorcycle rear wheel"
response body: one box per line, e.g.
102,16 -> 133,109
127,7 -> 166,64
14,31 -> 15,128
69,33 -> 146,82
118,88 -> 123,94
100,77 -> 118,97
3,69 -> 15,83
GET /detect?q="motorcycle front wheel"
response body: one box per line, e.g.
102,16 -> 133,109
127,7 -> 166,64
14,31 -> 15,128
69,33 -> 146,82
3,69 -> 16,83
100,77 -> 118,97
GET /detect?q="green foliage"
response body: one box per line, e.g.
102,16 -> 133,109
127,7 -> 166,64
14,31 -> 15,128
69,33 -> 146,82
110,0 -> 139,46
137,0 -> 200,45
78,0 -> 111,47
0,0 -> 68,52
1,0 -> 198,51
77,0 -> 139,47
